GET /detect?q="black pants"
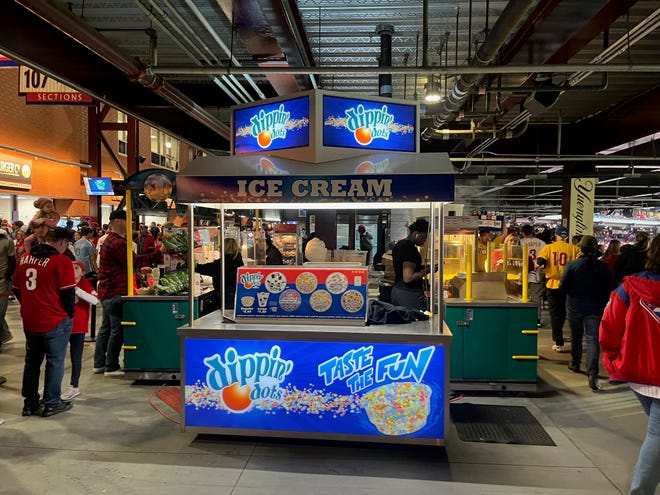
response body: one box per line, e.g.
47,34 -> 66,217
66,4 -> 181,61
546,288 -> 566,346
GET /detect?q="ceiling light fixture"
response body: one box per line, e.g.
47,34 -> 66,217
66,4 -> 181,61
424,76 -> 441,103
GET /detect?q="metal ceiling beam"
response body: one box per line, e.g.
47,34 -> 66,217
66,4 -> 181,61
151,63 -> 660,76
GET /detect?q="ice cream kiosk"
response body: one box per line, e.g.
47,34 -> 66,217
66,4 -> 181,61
176,90 -> 455,445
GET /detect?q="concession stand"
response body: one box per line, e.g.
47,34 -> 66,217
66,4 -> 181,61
175,90 -> 455,445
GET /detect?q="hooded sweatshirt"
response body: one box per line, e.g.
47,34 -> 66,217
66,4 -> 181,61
12,243 -> 76,333
599,271 -> 660,386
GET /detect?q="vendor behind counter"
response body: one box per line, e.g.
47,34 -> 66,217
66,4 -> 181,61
391,218 -> 430,311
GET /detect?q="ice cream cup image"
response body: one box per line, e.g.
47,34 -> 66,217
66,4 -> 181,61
361,382 -> 432,435
241,296 -> 255,307
257,291 -> 269,307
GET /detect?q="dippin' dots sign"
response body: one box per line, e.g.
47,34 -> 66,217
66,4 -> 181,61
203,346 -> 294,413
345,104 -> 394,145
250,104 -> 290,149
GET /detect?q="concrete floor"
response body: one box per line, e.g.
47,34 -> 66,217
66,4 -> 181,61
0,300 -> 653,495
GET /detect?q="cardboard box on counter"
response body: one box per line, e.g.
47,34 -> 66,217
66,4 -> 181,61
449,272 -> 507,300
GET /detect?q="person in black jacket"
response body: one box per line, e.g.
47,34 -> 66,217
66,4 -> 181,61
265,236 -> 284,265
614,231 -> 651,286
559,235 -> 611,390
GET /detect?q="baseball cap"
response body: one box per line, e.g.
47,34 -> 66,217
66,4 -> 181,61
358,224 -> 366,230
579,235 -> 598,250
109,209 -> 126,221
556,226 -> 569,237
45,227 -> 71,241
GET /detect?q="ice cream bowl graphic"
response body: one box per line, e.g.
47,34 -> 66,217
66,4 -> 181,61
360,382 -> 432,436
241,296 -> 255,307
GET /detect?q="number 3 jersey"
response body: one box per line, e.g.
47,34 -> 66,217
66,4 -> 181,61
538,240 -> 580,289
13,245 -> 76,333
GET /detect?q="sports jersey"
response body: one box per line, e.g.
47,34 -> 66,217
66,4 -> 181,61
537,239 -> 579,289
521,237 -> 546,283
13,246 -> 76,332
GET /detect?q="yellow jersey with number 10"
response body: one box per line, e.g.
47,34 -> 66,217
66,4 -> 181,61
538,240 -> 580,289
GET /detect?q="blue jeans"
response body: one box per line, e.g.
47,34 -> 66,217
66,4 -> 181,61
567,310 -> 601,376
68,333 -> 85,387
22,317 -> 72,407
0,279 -> 12,342
630,391 -> 660,495
93,295 -> 123,371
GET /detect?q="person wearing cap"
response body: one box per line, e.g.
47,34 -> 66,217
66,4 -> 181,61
537,226 -> 580,352
93,209 -> 163,376
559,235 -> 611,389
31,197 -> 60,229
357,224 -> 374,265
12,227 -> 76,417
61,261 -> 99,401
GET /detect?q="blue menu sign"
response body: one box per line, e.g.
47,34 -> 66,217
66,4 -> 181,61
323,95 -> 417,152
234,96 -> 310,154
184,338 -> 445,439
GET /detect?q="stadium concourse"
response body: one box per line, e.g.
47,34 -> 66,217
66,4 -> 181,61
0,299 -> 651,495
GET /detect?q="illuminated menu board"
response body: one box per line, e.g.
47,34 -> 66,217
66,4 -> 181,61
323,95 -> 417,152
184,338 -> 445,440
233,96 -> 310,154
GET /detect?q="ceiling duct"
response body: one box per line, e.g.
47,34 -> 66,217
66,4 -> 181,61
522,73 -> 564,115
376,23 -> 394,98
421,0 -> 535,140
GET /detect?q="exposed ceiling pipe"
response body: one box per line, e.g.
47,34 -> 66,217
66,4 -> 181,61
421,0 -> 536,139
376,23 -> 394,98
152,63 -> 658,76
277,0 -> 318,90
15,0 -> 230,139
182,0 -> 265,100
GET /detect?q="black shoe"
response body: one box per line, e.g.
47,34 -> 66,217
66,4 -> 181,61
22,403 -> 44,417
537,319 -> 543,328
568,362 -> 581,373
588,375 -> 602,391
41,401 -> 73,417
0,375 -> 6,386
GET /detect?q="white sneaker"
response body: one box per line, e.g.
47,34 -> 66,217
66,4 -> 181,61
552,344 -> 566,353
61,386 -> 80,400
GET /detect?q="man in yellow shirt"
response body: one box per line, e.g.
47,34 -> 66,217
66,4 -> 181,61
537,226 -> 580,352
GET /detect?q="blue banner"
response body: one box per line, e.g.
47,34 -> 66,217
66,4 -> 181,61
234,96 -> 310,154
323,95 -> 417,152
176,173 -> 454,203
184,338 -> 445,439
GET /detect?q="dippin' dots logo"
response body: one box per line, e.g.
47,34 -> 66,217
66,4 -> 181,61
203,345 -> 294,413
345,104 -> 394,145
250,104 -> 290,148
240,272 -> 263,289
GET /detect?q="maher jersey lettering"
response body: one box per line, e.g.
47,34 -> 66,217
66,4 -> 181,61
538,241 -> 579,289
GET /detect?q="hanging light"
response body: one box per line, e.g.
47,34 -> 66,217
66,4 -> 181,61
424,75 -> 441,103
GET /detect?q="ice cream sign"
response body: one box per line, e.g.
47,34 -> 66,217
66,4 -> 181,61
317,345 -> 434,394
323,95 -> 417,152
233,96 -> 310,154
203,345 -> 294,413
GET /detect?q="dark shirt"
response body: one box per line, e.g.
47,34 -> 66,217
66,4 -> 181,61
266,244 -> 284,265
559,256 -> 611,315
392,238 -> 423,290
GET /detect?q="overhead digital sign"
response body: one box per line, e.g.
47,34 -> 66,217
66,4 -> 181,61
323,95 -> 417,152
234,96 -> 310,154
83,177 -> 115,196
184,338 -> 445,440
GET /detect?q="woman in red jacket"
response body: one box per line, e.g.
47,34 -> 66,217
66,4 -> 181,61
600,234 -> 660,495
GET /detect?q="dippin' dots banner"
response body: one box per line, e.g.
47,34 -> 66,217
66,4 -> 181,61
184,339 -> 445,439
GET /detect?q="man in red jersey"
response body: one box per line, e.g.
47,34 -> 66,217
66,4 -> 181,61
13,227 -> 76,417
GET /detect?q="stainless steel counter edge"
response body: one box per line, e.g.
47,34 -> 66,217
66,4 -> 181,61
445,299 -> 538,308
122,287 -> 215,302
177,310 -> 452,344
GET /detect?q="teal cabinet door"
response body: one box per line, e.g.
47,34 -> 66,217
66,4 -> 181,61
462,308 -> 510,379
508,306 -> 538,381
122,299 -> 197,371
